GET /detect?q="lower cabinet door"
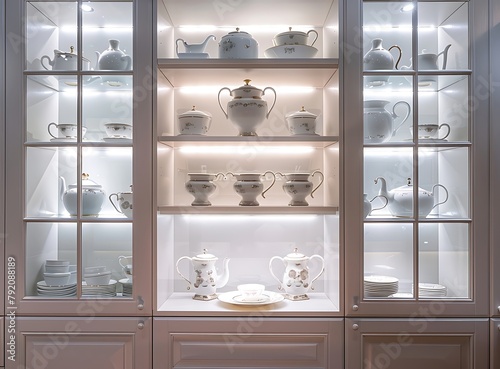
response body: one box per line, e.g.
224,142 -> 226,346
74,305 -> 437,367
493,319 -> 500,369
7,317 -> 151,369
346,318 -> 488,369
154,317 -> 344,369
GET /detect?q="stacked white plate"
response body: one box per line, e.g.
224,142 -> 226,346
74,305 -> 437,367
418,283 -> 447,297
37,281 -> 77,297
82,279 -> 117,297
364,275 -> 399,297
119,278 -> 132,297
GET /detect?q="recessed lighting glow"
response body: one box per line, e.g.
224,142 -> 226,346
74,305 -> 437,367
401,4 -> 415,12
179,86 -> 315,94
179,146 -> 315,155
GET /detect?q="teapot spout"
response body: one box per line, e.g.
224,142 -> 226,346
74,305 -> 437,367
216,258 -> 230,288
374,176 -> 389,199
200,34 -> 216,50
95,51 -> 101,70
438,44 -> 452,70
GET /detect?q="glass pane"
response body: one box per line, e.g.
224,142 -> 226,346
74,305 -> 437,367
363,2 -> 414,73
418,223 -> 470,299
83,2 -> 133,72
26,147 -> 78,218
418,147 -> 469,219
26,222 -> 77,297
364,223 -> 414,299
82,146 -> 133,218
417,76 -> 469,142
418,2 -> 469,71
26,2 -> 78,71
364,147 -> 414,218
82,223 -> 132,297
363,76 -> 414,143
82,76 -> 133,142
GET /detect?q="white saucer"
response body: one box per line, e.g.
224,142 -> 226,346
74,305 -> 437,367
177,53 -> 209,59
102,137 -> 132,143
50,137 -> 77,142
218,291 -> 284,306
418,138 -> 448,143
264,44 -> 318,58
119,278 -> 133,285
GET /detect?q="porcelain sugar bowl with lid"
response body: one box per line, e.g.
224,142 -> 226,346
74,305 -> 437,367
218,79 -> 277,136
219,28 -> 258,59
269,248 -> 325,300
285,106 -> 318,135
177,106 -> 212,135
60,173 -> 106,216
176,249 -> 230,301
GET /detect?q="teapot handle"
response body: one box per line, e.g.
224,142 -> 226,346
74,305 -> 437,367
175,256 -> 193,287
218,87 -> 231,119
310,170 -> 324,199
370,194 -> 388,211
391,101 -> 411,134
40,55 -> 52,71
263,87 -> 277,119
309,254 -> 325,286
307,29 -> 319,47
261,171 -> 276,199
123,55 -> 132,70
438,123 -> 451,140
388,45 -> 402,70
269,256 -> 285,289
431,184 -> 449,209
118,255 -> 130,268
109,193 -> 123,214
175,38 -> 184,57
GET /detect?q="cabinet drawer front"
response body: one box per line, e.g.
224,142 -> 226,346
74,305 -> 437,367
172,333 -> 327,368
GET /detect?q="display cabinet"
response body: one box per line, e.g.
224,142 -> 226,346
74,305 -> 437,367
491,0 -> 500,318
344,0 -> 490,316
153,317 -> 343,369
5,0 -> 153,315
6,317 -> 151,369
154,0 -> 341,316
345,318 -> 489,369
492,319 -> 500,369
0,0 -> 6,320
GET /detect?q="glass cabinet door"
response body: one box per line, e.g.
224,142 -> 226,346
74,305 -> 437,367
5,0 -> 153,315
344,0 -> 489,316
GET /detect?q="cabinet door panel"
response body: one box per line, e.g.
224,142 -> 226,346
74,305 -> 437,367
346,319 -> 488,369
154,318 -> 343,369
492,319 -> 500,369
9,317 -> 151,369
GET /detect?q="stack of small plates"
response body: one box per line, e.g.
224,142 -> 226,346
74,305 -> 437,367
418,283 -> 447,297
364,275 -> 399,297
119,279 -> 132,297
82,279 -> 117,297
37,281 -> 76,297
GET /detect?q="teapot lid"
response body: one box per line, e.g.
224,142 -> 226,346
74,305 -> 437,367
284,248 -> 307,261
68,173 -> 102,189
178,106 -> 211,119
226,27 -> 253,37
232,79 -> 262,93
285,106 -> 317,119
193,249 -> 218,261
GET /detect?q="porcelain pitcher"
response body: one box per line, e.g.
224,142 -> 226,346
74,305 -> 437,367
364,100 -> 411,143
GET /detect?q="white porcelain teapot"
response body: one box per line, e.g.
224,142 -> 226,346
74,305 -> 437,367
60,173 -> 106,216
401,44 -> 452,70
218,79 -> 277,136
219,28 -> 258,58
176,249 -> 230,301
374,177 -> 449,217
96,39 -> 132,70
364,100 -> 411,143
269,248 -> 325,300
176,35 -> 216,56
363,38 -> 402,85
41,46 -> 91,71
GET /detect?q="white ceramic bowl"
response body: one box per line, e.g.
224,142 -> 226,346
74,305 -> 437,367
45,264 -> 70,273
43,272 -> 71,286
84,265 -> 107,274
237,283 -> 265,301
84,271 -> 112,286
104,123 -> 132,138
264,44 -> 318,58
45,260 -> 70,266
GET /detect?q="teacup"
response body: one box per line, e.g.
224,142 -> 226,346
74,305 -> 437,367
237,283 -> 265,301
104,123 -> 132,139
48,123 -> 87,139
109,192 -> 133,218
411,123 -> 450,140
